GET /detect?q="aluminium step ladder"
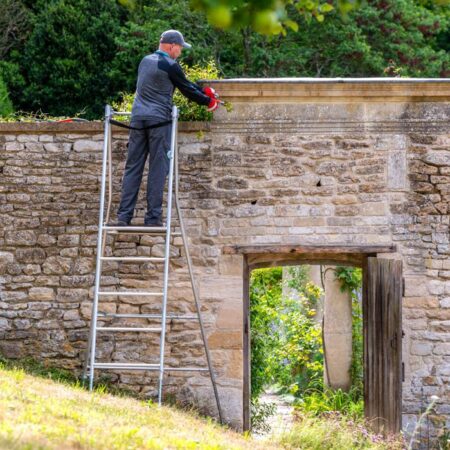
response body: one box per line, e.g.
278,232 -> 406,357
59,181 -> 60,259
82,105 -> 223,423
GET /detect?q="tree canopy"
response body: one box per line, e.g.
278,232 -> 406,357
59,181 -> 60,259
0,0 -> 448,119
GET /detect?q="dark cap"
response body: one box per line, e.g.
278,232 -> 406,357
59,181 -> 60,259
160,30 -> 192,49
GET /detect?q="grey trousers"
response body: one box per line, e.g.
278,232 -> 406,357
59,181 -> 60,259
117,119 -> 171,224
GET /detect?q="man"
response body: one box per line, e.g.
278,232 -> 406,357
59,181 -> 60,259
112,29 -> 219,227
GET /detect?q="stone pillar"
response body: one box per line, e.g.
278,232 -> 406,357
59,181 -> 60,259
323,266 -> 352,391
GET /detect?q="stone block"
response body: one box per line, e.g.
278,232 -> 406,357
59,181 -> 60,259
411,342 -> 433,356
73,140 -> 103,151
5,230 -> 37,246
433,343 -> 450,355
43,256 -> 73,275
57,288 -> 89,303
428,280 -> 445,295
57,235 -> 80,246
15,248 -> 46,264
216,302 -> 243,329
28,287 -> 55,301
218,255 -> 243,276
207,330 -> 242,349
199,276 -> 243,301
404,297 -> 439,309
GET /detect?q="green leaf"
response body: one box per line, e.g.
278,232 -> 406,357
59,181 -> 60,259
284,19 -> 299,32
319,3 -> 334,13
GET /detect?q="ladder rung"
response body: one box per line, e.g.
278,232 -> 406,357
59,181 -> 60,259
100,256 -> 165,262
93,363 -> 159,370
91,363 -> 209,372
107,230 -> 182,237
98,291 -> 163,296
98,312 -> 198,320
96,327 -> 162,332
104,226 -> 166,233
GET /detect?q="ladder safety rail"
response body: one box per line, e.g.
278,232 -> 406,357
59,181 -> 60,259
82,104 -> 223,424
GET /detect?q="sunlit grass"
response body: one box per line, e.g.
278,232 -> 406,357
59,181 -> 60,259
0,360 -> 269,450
0,357 -> 405,450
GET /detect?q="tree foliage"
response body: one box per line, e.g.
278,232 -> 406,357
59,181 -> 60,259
0,75 -> 14,117
0,0 -> 448,119
4,0 -> 123,119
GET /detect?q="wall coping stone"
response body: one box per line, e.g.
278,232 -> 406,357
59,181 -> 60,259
208,78 -> 450,102
0,121 -> 210,134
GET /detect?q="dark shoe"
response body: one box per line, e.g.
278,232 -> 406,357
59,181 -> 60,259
106,220 -> 129,227
144,220 -> 164,227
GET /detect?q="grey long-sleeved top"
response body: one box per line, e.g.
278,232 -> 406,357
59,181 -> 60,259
131,50 -> 211,121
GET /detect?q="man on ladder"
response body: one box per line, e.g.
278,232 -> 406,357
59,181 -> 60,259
110,29 -> 220,227
84,28 -> 224,424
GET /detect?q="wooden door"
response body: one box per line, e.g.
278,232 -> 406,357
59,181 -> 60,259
363,257 -> 403,435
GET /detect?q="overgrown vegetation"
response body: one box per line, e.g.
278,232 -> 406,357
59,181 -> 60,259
250,265 -> 365,433
0,0 -> 448,120
113,61 -> 232,121
279,412 -> 404,450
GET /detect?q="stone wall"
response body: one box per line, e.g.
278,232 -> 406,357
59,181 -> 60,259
0,79 -> 449,439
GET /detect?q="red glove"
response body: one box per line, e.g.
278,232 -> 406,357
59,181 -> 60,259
203,86 -> 218,99
207,98 -> 219,112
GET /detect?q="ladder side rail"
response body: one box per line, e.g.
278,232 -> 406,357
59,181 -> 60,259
86,104 -> 113,390
157,105 -> 178,405
104,115 -> 114,227
174,125 -> 224,424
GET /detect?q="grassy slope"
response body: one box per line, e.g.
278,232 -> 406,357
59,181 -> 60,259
0,365 -> 275,450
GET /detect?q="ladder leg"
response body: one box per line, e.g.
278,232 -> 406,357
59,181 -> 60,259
86,105 -> 112,390
157,106 -> 178,405
174,127 -> 224,424
83,112 -> 113,381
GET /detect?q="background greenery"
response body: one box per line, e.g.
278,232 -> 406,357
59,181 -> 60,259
249,265 -> 364,429
0,0 -> 448,120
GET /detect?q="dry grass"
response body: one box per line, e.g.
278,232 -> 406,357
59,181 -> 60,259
0,364 -> 274,450
0,361 -> 405,450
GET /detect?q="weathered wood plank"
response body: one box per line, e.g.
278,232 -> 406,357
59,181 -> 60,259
242,256 -> 251,432
247,253 -> 366,269
223,244 -> 396,255
364,258 -> 402,435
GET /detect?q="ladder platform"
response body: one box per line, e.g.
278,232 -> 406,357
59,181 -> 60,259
91,363 -> 208,372
96,326 -> 162,332
98,312 -> 198,320
98,291 -> 163,296
100,256 -> 165,262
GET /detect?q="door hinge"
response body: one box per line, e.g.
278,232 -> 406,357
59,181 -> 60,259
402,362 -> 405,382
402,277 -> 405,297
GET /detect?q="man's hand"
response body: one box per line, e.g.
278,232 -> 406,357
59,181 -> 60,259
203,86 -> 219,99
204,86 -> 220,111
207,98 -> 219,112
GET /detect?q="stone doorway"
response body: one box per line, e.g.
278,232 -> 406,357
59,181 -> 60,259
224,243 -> 403,435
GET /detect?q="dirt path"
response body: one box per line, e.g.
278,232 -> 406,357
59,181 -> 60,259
254,391 -> 295,439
